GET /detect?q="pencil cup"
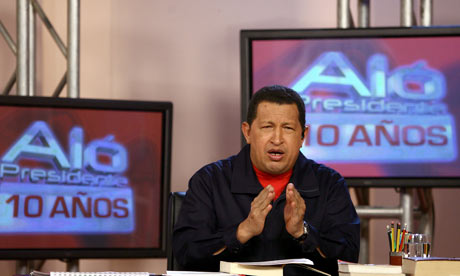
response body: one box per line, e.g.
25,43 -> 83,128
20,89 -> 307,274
404,233 -> 431,258
389,251 -> 403,265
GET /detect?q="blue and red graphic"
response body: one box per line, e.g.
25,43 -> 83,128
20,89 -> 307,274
252,36 -> 460,177
0,107 -> 163,249
0,121 -> 134,233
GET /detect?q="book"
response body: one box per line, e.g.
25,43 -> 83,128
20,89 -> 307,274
220,258 -> 330,276
338,262 -> 403,274
402,256 -> 460,276
339,273 -> 405,276
31,272 -> 150,276
166,271 -> 238,276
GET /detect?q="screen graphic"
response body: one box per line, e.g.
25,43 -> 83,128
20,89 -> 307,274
0,99 -> 170,258
0,120 -> 134,233
247,32 -> 460,180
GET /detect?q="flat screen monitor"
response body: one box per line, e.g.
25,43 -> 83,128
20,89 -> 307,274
241,27 -> 460,187
0,95 -> 172,259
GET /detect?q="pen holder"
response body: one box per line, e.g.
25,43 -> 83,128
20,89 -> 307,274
389,252 -> 403,265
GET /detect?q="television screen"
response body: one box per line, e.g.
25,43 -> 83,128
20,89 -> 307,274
241,27 -> 460,187
0,95 -> 172,259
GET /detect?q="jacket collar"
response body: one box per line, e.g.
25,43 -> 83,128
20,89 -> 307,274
230,145 -> 319,195
231,145 -> 261,194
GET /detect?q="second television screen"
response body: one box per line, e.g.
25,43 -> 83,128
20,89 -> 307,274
0,97 -> 171,258
245,28 -> 460,182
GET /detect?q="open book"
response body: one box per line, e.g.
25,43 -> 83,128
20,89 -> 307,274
220,258 -> 330,276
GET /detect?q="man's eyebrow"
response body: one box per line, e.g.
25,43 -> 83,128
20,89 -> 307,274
260,120 -> 274,124
259,120 -> 297,126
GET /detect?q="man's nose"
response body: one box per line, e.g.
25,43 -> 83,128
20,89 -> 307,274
271,127 -> 283,144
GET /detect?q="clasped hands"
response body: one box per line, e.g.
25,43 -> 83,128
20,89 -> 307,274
236,183 -> 306,244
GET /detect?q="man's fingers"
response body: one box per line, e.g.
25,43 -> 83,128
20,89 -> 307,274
238,186 -> 276,243
255,185 -> 273,201
261,203 -> 273,216
249,185 -> 274,223
285,183 -> 306,219
286,183 -> 303,205
253,185 -> 275,208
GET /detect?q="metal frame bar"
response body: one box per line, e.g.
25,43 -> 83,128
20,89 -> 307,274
31,0 -> 68,57
17,0 -> 29,96
53,73 -> 68,97
0,20 -> 18,54
67,0 -> 80,98
420,0 -> 433,26
28,0 -> 35,96
3,70 -> 17,95
0,20 -> 18,95
337,0 -> 355,28
401,0 -> 417,26
358,0 -> 370,28
338,0 -> 350,28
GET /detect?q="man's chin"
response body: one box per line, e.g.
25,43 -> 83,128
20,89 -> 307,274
265,165 -> 288,175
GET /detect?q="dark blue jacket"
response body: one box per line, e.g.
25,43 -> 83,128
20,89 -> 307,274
173,145 -> 360,274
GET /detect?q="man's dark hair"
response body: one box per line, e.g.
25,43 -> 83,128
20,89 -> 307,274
247,85 -> 306,135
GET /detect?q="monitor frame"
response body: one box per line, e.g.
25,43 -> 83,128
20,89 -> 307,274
0,95 -> 172,259
240,26 -> 460,188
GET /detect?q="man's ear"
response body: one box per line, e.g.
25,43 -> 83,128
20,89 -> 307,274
301,125 -> 309,142
241,122 -> 251,144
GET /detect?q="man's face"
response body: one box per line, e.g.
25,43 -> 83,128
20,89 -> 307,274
242,101 -> 307,175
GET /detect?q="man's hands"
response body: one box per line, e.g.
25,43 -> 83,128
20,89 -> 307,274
284,183 -> 306,239
237,185 -> 275,244
236,183 -> 306,244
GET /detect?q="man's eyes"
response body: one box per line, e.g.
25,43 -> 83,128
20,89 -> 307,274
261,125 -> 295,130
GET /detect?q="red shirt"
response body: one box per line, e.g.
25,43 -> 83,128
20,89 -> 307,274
253,165 -> 293,200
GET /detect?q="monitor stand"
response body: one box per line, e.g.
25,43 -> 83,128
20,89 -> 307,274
16,260 -> 30,275
64,258 -> 80,272
15,258 -> 79,274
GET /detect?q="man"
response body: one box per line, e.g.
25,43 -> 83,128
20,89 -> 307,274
173,85 -> 360,275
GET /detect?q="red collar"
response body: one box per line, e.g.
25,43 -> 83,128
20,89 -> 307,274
252,165 -> 293,200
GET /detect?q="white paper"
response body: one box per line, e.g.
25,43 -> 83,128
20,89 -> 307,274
236,258 -> 314,266
166,271 -> 236,275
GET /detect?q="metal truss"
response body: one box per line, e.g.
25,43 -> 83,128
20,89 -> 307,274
0,0 -> 80,98
337,0 -> 433,28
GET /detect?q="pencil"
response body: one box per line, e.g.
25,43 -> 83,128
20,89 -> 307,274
396,223 -> 401,252
400,224 -> 407,252
386,225 -> 392,251
391,221 -> 395,252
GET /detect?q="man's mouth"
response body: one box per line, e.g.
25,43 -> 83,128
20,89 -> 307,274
268,149 -> 284,161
